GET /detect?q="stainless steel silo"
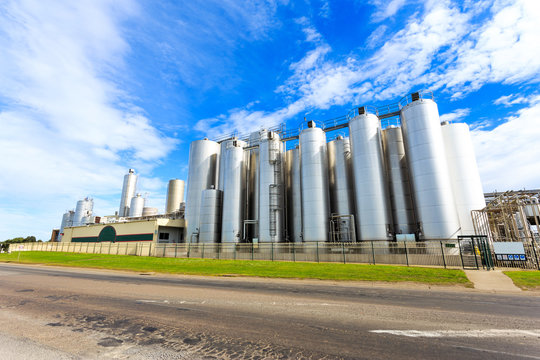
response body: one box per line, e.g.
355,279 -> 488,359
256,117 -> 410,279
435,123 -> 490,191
217,138 -> 246,191
349,109 -> 392,241
166,179 -> 185,213
129,194 -> 145,217
198,188 -> 222,243
300,123 -> 330,242
327,136 -> 355,217
221,141 -> 247,243
73,197 -> 93,226
441,122 -> 485,235
286,147 -> 303,242
59,210 -> 74,241
119,169 -> 137,217
185,139 -> 220,242
244,131 -> 260,242
400,96 -> 460,239
381,126 -> 416,235
258,130 -> 284,242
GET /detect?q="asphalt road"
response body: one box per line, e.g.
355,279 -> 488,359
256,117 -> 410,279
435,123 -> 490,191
0,263 -> 539,359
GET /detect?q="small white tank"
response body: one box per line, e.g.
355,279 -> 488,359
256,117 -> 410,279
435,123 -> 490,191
166,179 -> 185,213
129,194 -> 145,217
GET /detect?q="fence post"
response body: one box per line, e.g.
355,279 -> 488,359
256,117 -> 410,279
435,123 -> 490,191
458,239 -> 464,268
530,240 -> 540,270
116,243 -> 120,255
472,238 -> 479,270
316,242 -> 320,263
217,244 -> 220,260
162,244 -> 166,257
148,243 -> 152,257
440,241 -> 446,269
404,241 -> 409,267
202,243 -> 205,259
233,244 -> 236,260
293,243 -> 296,262
175,243 -> 178,258
99,242 -> 103,254
251,242 -> 254,261
371,241 -> 376,265
341,242 -> 346,264
271,242 -> 274,262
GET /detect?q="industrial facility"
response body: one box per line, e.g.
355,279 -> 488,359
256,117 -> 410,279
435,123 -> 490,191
58,91 -> 489,245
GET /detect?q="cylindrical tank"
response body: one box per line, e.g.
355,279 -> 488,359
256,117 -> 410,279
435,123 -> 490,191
73,198 -> 93,226
59,210 -> 74,241
129,194 -> 145,217
349,110 -> 392,241
258,130 -> 284,242
166,179 -> 185,213
381,126 -> 416,235
300,124 -> 330,242
221,141 -> 247,243
327,136 -> 355,217
142,207 -> 158,216
286,147 -> 303,242
198,189 -> 222,243
119,169 -> 137,217
246,131 -> 260,241
185,139 -> 220,241
441,122 -> 485,235
400,98 -> 460,239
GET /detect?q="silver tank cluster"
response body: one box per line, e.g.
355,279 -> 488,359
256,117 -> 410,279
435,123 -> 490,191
184,91 -> 486,243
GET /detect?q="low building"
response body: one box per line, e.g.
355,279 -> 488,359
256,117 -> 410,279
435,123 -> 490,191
61,218 -> 186,244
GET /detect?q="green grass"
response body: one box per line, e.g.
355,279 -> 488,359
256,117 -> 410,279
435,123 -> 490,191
503,271 -> 540,290
0,251 -> 471,286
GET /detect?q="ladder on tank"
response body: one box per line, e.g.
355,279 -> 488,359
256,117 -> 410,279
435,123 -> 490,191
268,140 -> 282,239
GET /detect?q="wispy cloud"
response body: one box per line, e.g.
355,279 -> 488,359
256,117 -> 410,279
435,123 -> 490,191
493,94 -> 532,107
369,0 -> 408,22
439,108 -> 470,123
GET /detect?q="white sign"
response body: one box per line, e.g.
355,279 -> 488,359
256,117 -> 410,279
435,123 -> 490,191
493,242 -> 525,255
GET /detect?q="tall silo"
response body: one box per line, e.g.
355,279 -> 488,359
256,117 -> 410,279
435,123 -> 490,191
258,130 -> 284,242
185,139 -> 220,242
119,169 -> 137,217
286,147 -> 303,242
166,179 -> 185,213
400,94 -> 460,239
199,188 -> 222,243
221,141 -> 247,243
441,122 -> 485,235
349,108 -> 392,241
300,122 -> 330,242
73,197 -> 93,226
129,194 -> 145,217
381,126 -> 416,235
59,210 -> 74,241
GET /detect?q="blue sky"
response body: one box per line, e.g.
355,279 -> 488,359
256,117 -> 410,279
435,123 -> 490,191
1,0 -> 539,241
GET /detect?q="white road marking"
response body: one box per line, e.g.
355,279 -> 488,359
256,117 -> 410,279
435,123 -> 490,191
370,329 -> 540,338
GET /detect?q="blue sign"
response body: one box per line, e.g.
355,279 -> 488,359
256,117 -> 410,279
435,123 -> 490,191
519,254 -> 526,260
508,255 -> 514,260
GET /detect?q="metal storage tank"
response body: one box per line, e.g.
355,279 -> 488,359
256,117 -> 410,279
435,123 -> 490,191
129,194 -> 145,217
185,139 -> 220,242
400,94 -> 460,239
300,122 -> 330,242
349,109 -> 392,241
245,132 -> 260,241
73,197 -> 93,226
285,147 -> 302,242
441,122 -> 485,235
142,207 -> 158,216
221,141 -> 247,243
166,179 -> 185,213
59,210 -> 74,241
119,169 -> 137,217
198,188 -> 222,243
327,136 -> 355,217
258,130 -> 284,242
381,126 -> 416,235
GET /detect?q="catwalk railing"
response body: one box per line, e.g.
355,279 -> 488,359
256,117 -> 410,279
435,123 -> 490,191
13,239 -> 533,270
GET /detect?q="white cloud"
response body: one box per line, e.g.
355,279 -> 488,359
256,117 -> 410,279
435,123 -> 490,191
369,0 -> 408,22
0,0 -> 177,240
471,96 -> 540,191
493,94 -> 531,107
439,108 -> 470,123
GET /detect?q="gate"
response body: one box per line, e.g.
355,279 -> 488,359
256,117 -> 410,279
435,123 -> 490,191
458,235 -> 494,270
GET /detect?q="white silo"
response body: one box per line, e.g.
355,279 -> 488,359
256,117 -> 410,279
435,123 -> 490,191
441,122 -> 485,235
221,140 -> 247,243
327,136 -> 355,217
286,147 -> 302,242
129,194 -> 145,217
246,131 -> 260,241
258,130 -> 284,243
349,108 -> 392,241
300,122 -> 330,242
400,94 -> 460,239
199,188 -> 222,243
119,169 -> 137,217
73,197 -> 93,226
381,126 -> 416,235
166,179 -> 185,214
59,210 -> 74,241
185,139 -> 220,242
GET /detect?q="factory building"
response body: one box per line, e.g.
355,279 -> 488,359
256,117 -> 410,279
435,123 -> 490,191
57,90 -> 487,245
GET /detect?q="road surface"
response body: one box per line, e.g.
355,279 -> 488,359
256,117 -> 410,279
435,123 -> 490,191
0,263 -> 539,359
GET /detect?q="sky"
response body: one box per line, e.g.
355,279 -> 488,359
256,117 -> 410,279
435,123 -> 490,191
1,0 -> 539,241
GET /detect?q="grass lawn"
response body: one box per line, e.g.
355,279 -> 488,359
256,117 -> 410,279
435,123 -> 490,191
0,251 -> 472,286
503,271 -> 540,290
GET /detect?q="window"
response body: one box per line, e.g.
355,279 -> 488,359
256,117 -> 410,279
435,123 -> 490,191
159,232 -> 169,240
